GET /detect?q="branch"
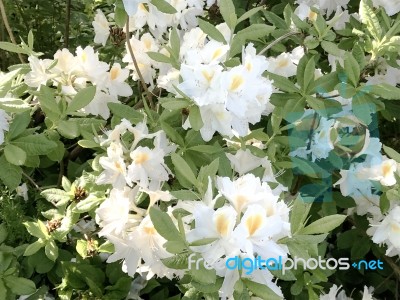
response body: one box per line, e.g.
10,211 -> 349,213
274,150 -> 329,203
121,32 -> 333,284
125,18 -> 154,109
258,31 -> 301,56
64,0 -> 71,48
22,171 -> 42,192
0,0 -> 25,63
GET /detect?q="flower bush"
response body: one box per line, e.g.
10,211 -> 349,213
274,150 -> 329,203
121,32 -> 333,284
0,0 -> 400,299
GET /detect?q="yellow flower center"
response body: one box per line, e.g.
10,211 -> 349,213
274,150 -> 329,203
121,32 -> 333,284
382,162 -> 392,177
134,152 -> 150,164
246,214 -> 263,236
215,214 -> 229,237
229,74 -> 244,91
201,70 -> 214,83
212,48 -> 223,61
110,66 -> 120,80
144,226 -> 156,235
277,59 -> 289,68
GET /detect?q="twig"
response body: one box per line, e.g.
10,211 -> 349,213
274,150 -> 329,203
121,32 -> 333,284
64,0 -> 71,48
0,0 -> 25,63
22,171 -> 42,192
125,18 -> 154,109
258,31 -> 301,55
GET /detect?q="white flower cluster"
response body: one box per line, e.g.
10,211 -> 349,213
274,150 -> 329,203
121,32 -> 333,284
334,129 -> 400,256
319,285 -> 376,300
95,119 -> 181,279
0,108 -> 10,146
176,174 -> 291,298
24,46 -> 132,119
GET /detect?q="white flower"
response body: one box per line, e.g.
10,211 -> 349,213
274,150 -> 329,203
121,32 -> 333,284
105,63 -> 133,97
135,215 -> 183,280
267,47 -> 304,78
226,149 -> 263,175
319,284 -> 349,300
371,206 -> 400,253
83,89 -> 119,119
310,118 -> 337,161
75,46 -> 109,85
233,204 -> 290,258
96,187 -> 140,237
92,9 -> 110,46
216,174 -> 279,215
106,234 -> 141,276
371,0 -> 400,16
16,183 -> 28,201
361,286 -> 376,300
96,142 -> 128,188
25,56 -> 53,88
358,156 -> 397,186
122,0 -> 144,16
127,145 -> 171,189
187,205 -> 238,264
0,109 -> 10,146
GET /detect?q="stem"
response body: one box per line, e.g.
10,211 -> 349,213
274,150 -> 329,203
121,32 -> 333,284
64,0 -> 71,49
22,171 -> 42,191
0,0 -> 25,63
125,18 -> 154,109
258,31 -> 301,56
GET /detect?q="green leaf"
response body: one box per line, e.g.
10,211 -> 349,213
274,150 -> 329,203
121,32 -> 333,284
0,42 -> 30,54
161,122 -> 185,146
171,153 -> 198,188
0,155 -> 22,190
170,27 -> 180,59
23,220 -> 49,239
7,110 -> 31,140
359,0 -> 382,40
219,0 -> 237,29
303,57 -> 316,93
0,224 -> 7,244
290,197 -> 312,234
147,51 -> 172,64
40,188 -> 71,206
383,144 -> 400,162
12,134 -> 57,155
189,106 -> 203,131
4,144 -> 26,166
306,96 -> 342,117
114,5 -> 127,27
237,7 -> 264,24
369,83 -> 400,100
24,240 -> 45,256
72,195 -> 103,213
0,98 -> 30,113
189,237 -> 218,246
230,24 -> 275,57
37,86 -> 61,121
161,252 -> 190,269
267,72 -> 300,93
45,240 -> 58,261
311,72 -> 339,94
4,276 -> 36,295
188,145 -> 222,154
198,19 -> 226,44
28,30 -> 34,49
299,214 -> 346,235
76,240 -> 88,258
150,0 -> 177,14
159,98 -> 190,110
108,103 -> 144,124
66,86 -> 96,114
344,52 -> 360,86
242,279 -> 283,300
352,92 -> 375,125
149,206 -> 182,242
